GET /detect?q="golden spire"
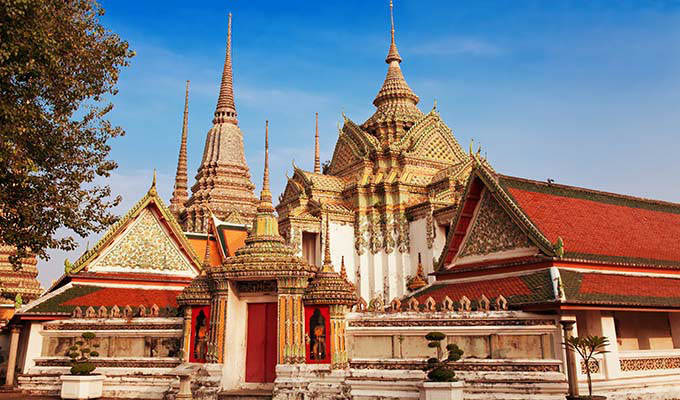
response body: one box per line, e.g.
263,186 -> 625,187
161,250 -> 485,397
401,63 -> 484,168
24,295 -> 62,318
149,169 -> 157,195
202,233 -> 212,269
314,112 -> 320,174
214,12 -> 237,124
169,80 -> 190,217
250,120 -> 279,237
260,120 -> 272,204
386,0 -> 402,63
340,255 -> 347,280
322,214 -> 333,272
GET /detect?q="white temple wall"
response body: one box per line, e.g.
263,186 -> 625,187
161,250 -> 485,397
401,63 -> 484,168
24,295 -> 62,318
20,322 -> 42,372
408,217 -> 447,284
222,282 -> 247,390
328,222 -> 354,278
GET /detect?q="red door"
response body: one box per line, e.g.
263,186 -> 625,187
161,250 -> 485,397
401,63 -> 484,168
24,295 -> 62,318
245,302 -> 278,382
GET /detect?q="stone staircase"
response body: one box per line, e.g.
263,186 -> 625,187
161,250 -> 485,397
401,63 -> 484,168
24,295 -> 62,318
217,389 -> 272,400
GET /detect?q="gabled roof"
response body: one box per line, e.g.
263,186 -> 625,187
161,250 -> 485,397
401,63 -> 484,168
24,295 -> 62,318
68,180 -> 202,276
440,158 -> 680,271
19,283 -> 182,317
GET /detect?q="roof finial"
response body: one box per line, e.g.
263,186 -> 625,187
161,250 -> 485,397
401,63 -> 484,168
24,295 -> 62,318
214,12 -> 238,124
340,256 -> 348,280
314,112 -> 321,174
169,80 -> 190,217
260,120 -> 272,204
322,213 -> 333,272
386,0 -> 402,63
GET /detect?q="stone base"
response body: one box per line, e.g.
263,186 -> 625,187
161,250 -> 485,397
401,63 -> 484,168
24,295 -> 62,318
60,374 -> 105,399
418,381 -> 464,400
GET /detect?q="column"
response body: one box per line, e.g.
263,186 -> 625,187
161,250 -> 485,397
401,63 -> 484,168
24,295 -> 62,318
207,282 -> 228,363
669,312 -> 680,349
277,277 -> 307,364
560,320 -> 579,398
4,325 -> 21,388
329,305 -> 349,369
599,312 -> 621,379
181,307 -> 192,363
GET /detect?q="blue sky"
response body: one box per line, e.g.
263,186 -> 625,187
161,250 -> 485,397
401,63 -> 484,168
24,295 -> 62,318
38,1 -> 680,286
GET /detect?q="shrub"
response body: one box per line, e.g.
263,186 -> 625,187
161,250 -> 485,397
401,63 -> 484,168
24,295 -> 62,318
68,332 -> 99,375
423,332 -> 464,382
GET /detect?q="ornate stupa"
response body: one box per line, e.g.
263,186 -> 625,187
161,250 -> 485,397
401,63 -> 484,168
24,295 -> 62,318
0,246 -> 42,322
217,121 -> 316,281
180,13 -> 258,232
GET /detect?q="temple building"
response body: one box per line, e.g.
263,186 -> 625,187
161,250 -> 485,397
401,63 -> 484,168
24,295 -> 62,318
5,3 -> 680,400
276,1 -> 473,303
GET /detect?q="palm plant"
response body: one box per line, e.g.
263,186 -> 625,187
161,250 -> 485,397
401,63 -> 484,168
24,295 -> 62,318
564,335 -> 609,399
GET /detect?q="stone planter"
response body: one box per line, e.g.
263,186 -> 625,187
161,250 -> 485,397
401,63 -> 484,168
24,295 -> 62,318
418,381 -> 464,400
60,374 -> 105,399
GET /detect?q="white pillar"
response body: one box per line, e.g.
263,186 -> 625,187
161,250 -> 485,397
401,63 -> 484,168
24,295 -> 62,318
4,325 -> 21,388
599,312 -> 621,379
668,313 -> 680,349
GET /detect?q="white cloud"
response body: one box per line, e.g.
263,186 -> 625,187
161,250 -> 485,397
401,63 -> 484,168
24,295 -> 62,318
409,37 -> 503,57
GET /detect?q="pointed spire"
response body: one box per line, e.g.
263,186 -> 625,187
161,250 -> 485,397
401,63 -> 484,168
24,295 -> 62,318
322,214 -> 333,272
386,0 -> 402,63
202,234 -> 212,269
260,120 -> 272,204
340,255 -> 347,280
214,12 -> 238,124
169,80 -> 190,217
314,112 -> 321,174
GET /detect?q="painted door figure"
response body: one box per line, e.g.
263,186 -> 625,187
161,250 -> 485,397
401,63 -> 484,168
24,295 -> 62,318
305,305 -> 331,364
189,306 -> 210,363
245,303 -> 277,382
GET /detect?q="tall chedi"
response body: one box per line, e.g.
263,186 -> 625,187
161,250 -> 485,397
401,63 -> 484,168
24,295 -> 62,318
169,80 -> 190,220
181,12 -> 258,233
277,0 -> 471,302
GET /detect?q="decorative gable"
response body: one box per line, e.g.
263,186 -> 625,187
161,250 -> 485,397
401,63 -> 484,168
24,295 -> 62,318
404,113 -> 468,165
88,208 -> 196,276
458,190 -> 534,260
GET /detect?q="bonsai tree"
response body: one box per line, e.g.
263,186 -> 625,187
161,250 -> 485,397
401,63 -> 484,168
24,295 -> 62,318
67,332 -> 100,375
564,335 -> 609,399
423,332 -> 464,382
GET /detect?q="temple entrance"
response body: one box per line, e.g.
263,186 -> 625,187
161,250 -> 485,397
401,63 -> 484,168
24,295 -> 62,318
245,302 -> 278,383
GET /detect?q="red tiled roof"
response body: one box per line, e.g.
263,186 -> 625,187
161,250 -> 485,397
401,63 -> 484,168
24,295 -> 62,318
501,176 -> 680,267
560,269 -> 680,308
412,270 -> 554,307
62,287 -> 180,308
578,272 -> 680,299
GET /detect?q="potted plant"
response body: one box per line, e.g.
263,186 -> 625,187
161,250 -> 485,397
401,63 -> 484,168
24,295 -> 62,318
60,332 -> 105,399
417,332 -> 465,400
564,335 -> 609,400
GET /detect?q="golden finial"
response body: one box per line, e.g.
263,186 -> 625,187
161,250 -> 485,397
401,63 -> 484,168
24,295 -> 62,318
150,169 -> 157,195
433,99 -> 437,110
260,120 -> 272,204
386,0 -> 402,63
322,213 -> 333,272
340,256 -> 348,280
469,138 -> 474,156
314,112 -> 320,174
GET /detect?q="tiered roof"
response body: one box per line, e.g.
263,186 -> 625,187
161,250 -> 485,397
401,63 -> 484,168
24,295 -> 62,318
219,122 -> 316,281
304,217 -> 356,306
432,158 -> 680,311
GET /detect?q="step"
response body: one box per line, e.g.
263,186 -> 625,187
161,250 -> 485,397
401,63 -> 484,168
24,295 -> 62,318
218,389 -> 272,400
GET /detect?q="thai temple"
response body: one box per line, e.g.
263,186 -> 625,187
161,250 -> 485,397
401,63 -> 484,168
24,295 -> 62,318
3,3 -> 680,400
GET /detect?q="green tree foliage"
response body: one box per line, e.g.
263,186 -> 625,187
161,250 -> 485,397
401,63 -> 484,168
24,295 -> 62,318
423,331 -> 464,382
68,331 -> 100,375
564,335 -> 609,398
0,0 -> 134,268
